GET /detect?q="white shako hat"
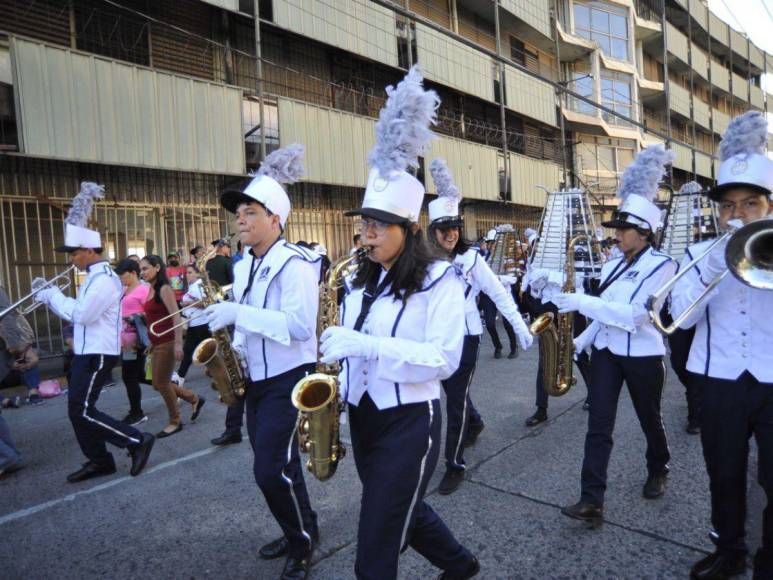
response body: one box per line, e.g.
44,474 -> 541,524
711,111 -> 773,201
220,143 -> 305,228
55,182 -> 105,253
428,158 -> 463,226
485,229 -> 497,242
345,65 -> 439,224
524,227 -> 537,246
602,144 -> 675,232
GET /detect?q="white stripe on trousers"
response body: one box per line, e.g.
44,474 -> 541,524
399,400 -> 434,551
82,355 -> 140,445
451,339 -> 479,469
282,411 -> 311,546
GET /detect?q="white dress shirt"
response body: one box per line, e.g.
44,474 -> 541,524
340,261 -> 465,410
232,239 -> 321,382
671,239 -> 773,382
181,279 -> 208,328
575,247 -> 676,357
48,261 -> 122,356
454,249 -> 523,337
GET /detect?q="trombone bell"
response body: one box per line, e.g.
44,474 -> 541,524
726,219 -> 773,290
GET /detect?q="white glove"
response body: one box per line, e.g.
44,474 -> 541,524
701,235 -> 729,286
31,277 -> 48,292
528,269 -> 550,291
33,287 -> 58,304
498,275 -> 517,286
319,327 -> 379,364
552,292 -> 593,314
204,302 -> 241,332
516,327 -> 533,350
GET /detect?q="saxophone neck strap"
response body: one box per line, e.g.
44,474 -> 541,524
353,268 -> 395,332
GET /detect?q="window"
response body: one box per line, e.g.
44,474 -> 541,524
574,1 -> 629,62
569,62 -> 596,116
576,136 -> 636,174
600,70 -> 633,126
243,98 -> 279,170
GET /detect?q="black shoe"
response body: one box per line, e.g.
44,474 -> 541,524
190,397 -> 206,422
437,556 -> 480,579
690,551 -> 746,579
686,421 -> 701,435
122,411 -> 148,426
211,432 -> 242,446
508,349 -> 518,359
259,537 -> 289,560
280,553 -> 312,580
438,468 -> 465,495
561,501 -> 603,528
156,424 -> 183,438
67,461 -> 116,483
525,409 -> 547,427
129,432 -> 155,477
494,348 -> 502,359
261,529 -> 319,561
643,472 -> 667,499
464,422 -> 485,447
1,458 -> 26,477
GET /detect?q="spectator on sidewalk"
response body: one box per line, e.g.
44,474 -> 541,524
0,285 -> 44,406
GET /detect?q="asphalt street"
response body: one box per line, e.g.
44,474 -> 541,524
0,329 -> 762,579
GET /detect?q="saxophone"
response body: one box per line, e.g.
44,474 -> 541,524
191,249 -> 246,407
291,247 -> 367,481
529,234 -> 590,397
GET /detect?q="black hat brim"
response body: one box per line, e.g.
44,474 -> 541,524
344,207 -> 410,224
54,245 -> 84,253
600,218 -> 638,229
430,217 -> 464,229
707,182 -> 771,202
220,190 -> 260,214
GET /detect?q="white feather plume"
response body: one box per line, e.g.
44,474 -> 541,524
524,227 -> 537,238
257,143 -> 305,184
429,158 -> 460,202
718,110 -> 768,162
618,145 -> 675,202
678,180 -> 703,194
368,65 -> 440,176
66,182 -> 104,227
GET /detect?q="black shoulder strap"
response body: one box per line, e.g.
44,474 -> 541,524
353,269 -> 394,332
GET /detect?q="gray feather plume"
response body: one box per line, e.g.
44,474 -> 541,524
678,180 -> 703,194
718,111 -> 768,162
257,143 -> 305,184
618,145 -> 675,202
368,65 -> 440,176
66,182 -> 104,227
429,158 -> 460,202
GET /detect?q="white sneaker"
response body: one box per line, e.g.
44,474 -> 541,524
171,372 -> 181,385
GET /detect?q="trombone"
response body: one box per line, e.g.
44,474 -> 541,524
0,265 -> 76,320
646,219 -> 773,335
149,283 -> 232,338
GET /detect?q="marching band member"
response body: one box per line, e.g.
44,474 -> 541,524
479,229 -> 518,359
319,67 -> 479,580
427,159 -> 532,495
204,144 -> 320,580
670,111 -> 773,580
33,183 -> 155,482
554,146 -> 677,526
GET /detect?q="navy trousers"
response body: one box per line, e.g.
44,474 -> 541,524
223,397 -> 245,437
580,348 -> 670,507
479,293 -> 516,354
68,354 -> 142,467
441,335 -> 480,471
244,364 -> 317,558
696,371 -> 773,577
349,394 -> 473,580
667,326 -> 700,424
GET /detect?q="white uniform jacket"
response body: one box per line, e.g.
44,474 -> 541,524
671,239 -> 773,382
232,239 -> 321,382
181,279 -> 208,328
575,247 -> 676,357
340,261 -> 465,410
454,249 -> 523,337
48,261 -> 122,356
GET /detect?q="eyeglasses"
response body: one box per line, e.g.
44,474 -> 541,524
355,218 -> 390,235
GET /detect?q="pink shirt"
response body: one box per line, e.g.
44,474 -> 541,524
121,284 -> 150,349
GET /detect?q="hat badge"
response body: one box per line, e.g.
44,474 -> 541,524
731,160 -> 748,176
444,199 -> 455,212
373,175 -> 389,192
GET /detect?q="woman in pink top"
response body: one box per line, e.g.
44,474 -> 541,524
115,258 -> 151,427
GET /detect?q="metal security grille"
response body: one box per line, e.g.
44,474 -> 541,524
0,156 -> 230,355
